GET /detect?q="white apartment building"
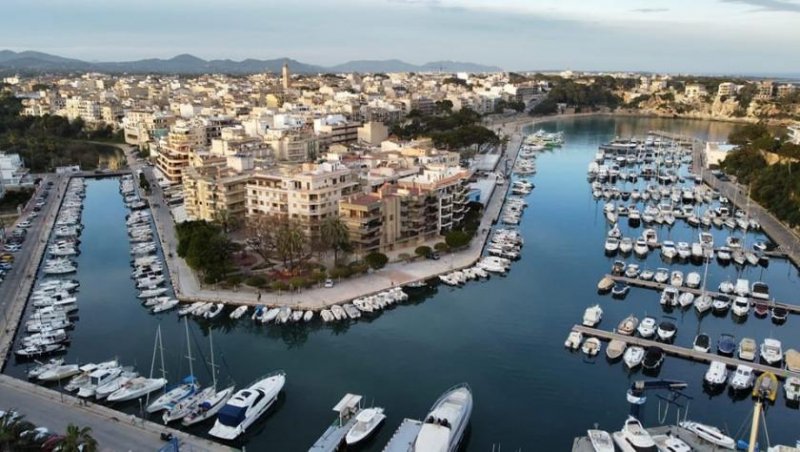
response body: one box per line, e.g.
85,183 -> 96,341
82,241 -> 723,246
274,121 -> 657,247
0,152 -> 32,188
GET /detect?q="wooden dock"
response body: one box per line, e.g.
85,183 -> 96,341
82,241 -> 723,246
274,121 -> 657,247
572,424 -> 740,452
572,325 -> 800,380
605,274 -> 800,315
382,418 -> 423,452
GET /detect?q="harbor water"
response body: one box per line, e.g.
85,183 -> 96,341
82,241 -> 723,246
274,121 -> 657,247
5,116 -> 800,450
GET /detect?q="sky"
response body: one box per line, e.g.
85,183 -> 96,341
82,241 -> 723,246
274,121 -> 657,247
2,0 -> 800,74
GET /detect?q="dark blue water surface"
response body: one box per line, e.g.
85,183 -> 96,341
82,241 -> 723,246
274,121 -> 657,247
6,117 -> 800,450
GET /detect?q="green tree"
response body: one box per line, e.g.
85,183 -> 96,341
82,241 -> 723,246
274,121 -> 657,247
445,230 -> 471,248
320,216 -> 351,266
275,218 -> 307,271
364,252 -> 388,270
59,424 -> 98,452
415,245 -> 432,258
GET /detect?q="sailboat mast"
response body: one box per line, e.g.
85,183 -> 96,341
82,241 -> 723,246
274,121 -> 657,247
184,317 -> 194,378
209,328 -> 217,388
159,324 -> 166,380
747,400 -> 762,452
149,324 -> 160,378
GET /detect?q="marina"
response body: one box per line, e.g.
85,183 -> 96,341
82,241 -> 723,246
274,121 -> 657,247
3,116 -> 800,450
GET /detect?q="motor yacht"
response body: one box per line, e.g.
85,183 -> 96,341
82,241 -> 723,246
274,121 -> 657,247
729,365 -> 755,391
412,384 -> 472,452
209,371 -> 286,440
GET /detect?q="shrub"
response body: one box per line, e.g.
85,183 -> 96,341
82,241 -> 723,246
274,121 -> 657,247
415,246 -> 433,258
225,275 -> 243,287
245,275 -> 267,288
445,230 -> 471,249
434,242 -> 449,252
364,252 -> 389,270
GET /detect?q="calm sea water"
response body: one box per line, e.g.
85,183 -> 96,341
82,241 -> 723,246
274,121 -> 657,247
6,116 -> 800,450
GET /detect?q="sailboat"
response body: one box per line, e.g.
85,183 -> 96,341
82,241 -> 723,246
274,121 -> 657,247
146,319 -> 199,413
108,327 -> 167,402
181,329 -> 236,426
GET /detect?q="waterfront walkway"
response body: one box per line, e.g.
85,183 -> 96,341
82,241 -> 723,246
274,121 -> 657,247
0,375 -> 230,452
140,123 -> 526,310
0,174 -> 66,369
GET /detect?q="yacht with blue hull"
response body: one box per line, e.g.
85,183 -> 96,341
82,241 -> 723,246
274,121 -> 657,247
413,383 -> 473,452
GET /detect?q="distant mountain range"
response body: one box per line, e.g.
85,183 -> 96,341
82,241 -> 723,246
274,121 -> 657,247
0,50 -> 502,75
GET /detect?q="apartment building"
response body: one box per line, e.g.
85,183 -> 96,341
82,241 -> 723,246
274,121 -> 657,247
122,110 -> 175,146
264,129 -> 319,162
0,152 -> 32,188
684,84 -> 708,99
183,155 -> 253,222
357,121 -> 389,146
155,120 -> 206,184
246,162 -> 361,237
778,84 -> 797,98
756,81 -> 774,100
789,123 -> 800,145
717,82 -> 737,98
313,115 -> 362,150
340,167 -> 471,254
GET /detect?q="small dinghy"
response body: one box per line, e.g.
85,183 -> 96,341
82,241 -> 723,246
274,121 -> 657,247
738,338 -> 757,361
564,331 -> 583,350
606,340 -> 626,360
693,333 -> 710,353
616,315 -> 638,336
582,337 -> 601,356
642,347 -> 664,370
717,334 -> 736,356
636,316 -> 656,338
753,372 -> 779,402
623,346 -> 644,369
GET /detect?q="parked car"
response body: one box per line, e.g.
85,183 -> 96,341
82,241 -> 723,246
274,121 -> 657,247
324,279 -> 334,288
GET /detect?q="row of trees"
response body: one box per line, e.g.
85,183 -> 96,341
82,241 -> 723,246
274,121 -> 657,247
720,124 -> 800,226
390,107 -> 500,153
0,93 -> 125,171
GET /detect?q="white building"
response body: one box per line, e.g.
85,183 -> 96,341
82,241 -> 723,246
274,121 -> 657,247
0,152 -> 32,188
789,123 -> 800,145
704,142 -> 737,168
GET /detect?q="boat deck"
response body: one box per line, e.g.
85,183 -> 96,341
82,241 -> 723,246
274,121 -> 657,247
382,418 -> 422,452
308,415 -> 359,451
572,425 -> 731,452
605,274 -> 800,315
572,325 -> 800,380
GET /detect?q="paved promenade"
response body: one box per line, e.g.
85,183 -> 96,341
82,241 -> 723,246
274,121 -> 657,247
0,174 -> 66,369
141,123 -> 527,310
0,375 -> 230,452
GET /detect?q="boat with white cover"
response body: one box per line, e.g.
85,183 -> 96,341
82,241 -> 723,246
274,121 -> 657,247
612,416 -> 657,452
679,421 -> 735,450
413,383 -> 472,452
345,407 -> 386,445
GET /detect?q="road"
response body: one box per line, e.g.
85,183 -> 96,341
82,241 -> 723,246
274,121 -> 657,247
0,174 -> 67,368
0,375 -> 230,452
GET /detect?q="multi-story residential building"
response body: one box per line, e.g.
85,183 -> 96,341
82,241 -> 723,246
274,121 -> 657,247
340,166 -> 471,254
357,121 -> 389,146
182,155 -> 252,222
246,162 -> 361,237
264,128 -> 318,162
778,84 -> 797,98
789,123 -> 800,145
313,115 -> 361,150
717,82 -> 738,98
204,116 -> 238,145
756,81 -> 774,100
122,110 -> 175,146
684,84 -> 708,99
0,152 -> 32,188
155,120 -> 206,184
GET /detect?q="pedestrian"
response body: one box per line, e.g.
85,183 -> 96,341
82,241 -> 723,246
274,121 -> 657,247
257,291 -> 262,302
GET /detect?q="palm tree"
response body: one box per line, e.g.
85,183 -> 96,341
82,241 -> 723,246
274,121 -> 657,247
320,216 -> 351,266
59,424 -> 97,452
0,411 -> 32,451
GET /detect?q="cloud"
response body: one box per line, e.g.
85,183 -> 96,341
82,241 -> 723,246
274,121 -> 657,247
631,8 -> 669,13
719,0 -> 800,12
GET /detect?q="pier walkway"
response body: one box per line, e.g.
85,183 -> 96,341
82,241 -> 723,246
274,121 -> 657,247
572,325 -> 800,379
605,274 -> 800,315
572,424 -> 740,452
0,375 -> 230,452
382,419 -> 423,452
139,124 -> 526,311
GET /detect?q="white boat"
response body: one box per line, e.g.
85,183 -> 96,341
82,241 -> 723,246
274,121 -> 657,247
636,317 -> 656,338
679,421 -> 735,450
703,361 -> 728,386
146,376 -> 198,413
36,363 -> 80,382
669,270 -> 683,288
656,319 -> 676,342
659,287 -> 678,307
634,239 -> 649,257
345,407 -> 386,445
182,385 -> 236,426
652,434 -> 691,452
95,370 -> 139,399
107,377 -> 168,402
582,338 -> 601,356
660,241 -> 677,260
263,308 -> 280,323
153,298 -> 180,313
229,305 -> 249,319
413,384 -> 472,452
582,305 -> 603,327
587,429 -> 615,452
163,387 -> 216,423
785,376 -> 800,402
564,331 -> 583,350
204,303 -> 224,319
734,278 -> 750,297
685,272 -> 701,288
729,365 -> 755,391
612,416 -> 656,452
731,297 -> 750,317
209,371 -> 286,440
654,268 -> 669,284
303,310 -> 314,322
738,338 -> 757,361
760,338 -> 783,365
623,346 -> 644,369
